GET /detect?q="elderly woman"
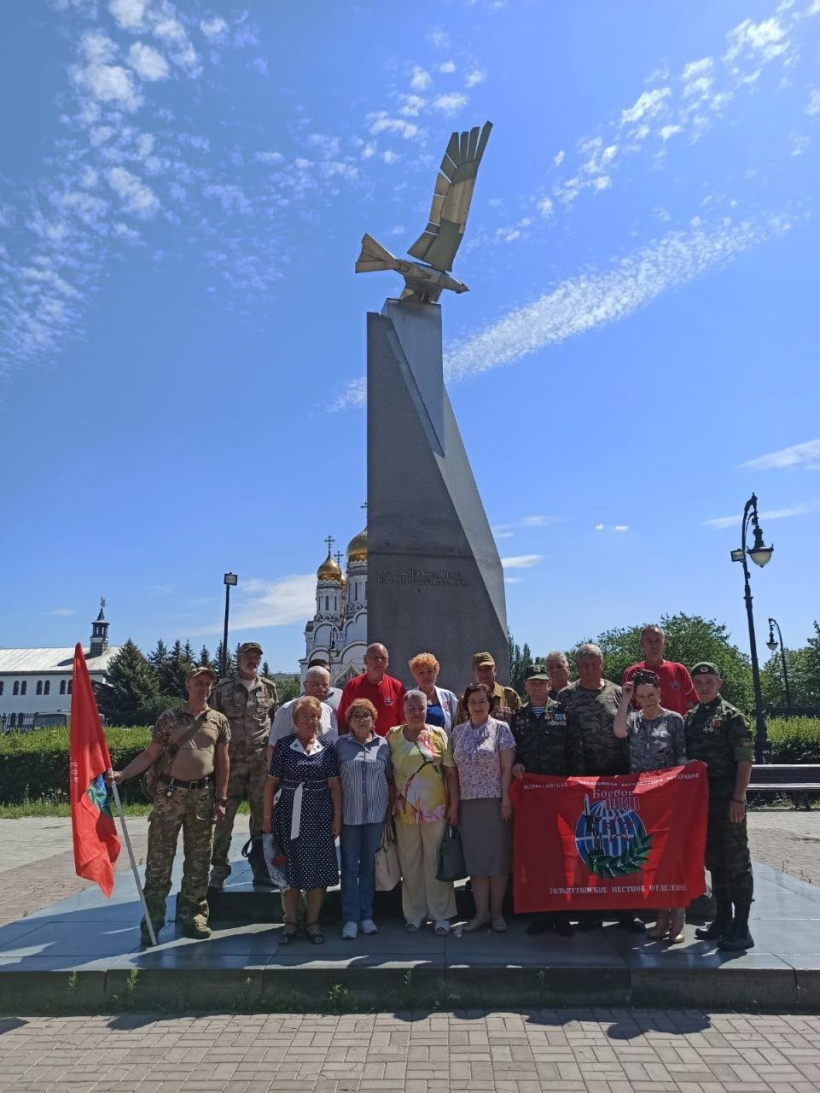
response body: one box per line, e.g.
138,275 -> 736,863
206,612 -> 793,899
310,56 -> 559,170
335,698 -> 392,941
263,695 -> 342,945
388,690 -> 459,934
451,682 -> 516,933
408,652 -> 459,735
615,669 -> 688,942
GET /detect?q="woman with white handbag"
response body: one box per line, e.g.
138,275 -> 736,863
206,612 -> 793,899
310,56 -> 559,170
335,698 -> 393,941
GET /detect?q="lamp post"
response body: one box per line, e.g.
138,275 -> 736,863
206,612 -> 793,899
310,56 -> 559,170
766,617 -> 792,717
328,624 -> 339,684
730,494 -> 773,764
222,573 -> 238,678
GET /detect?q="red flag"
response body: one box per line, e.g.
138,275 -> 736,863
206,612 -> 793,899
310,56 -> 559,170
69,642 -> 120,897
510,762 -> 708,912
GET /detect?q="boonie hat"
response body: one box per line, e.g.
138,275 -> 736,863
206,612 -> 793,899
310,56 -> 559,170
525,664 -> 549,681
691,661 -> 719,677
238,641 -> 263,656
473,651 -> 495,667
187,665 -> 217,682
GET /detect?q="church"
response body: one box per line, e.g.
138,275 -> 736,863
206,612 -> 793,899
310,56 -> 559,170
299,523 -> 368,687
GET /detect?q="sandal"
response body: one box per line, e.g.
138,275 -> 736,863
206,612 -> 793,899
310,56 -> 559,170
305,921 -> 325,945
279,921 -> 299,945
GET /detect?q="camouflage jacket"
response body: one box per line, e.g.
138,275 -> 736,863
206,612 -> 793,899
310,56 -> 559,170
557,680 -> 628,776
510,700 -> 585,777
210,674 -> 278,756
456,682 -> 521,727
685,696 -> 753,796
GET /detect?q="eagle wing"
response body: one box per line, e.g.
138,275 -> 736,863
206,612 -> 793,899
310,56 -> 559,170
407,121 -> 492,272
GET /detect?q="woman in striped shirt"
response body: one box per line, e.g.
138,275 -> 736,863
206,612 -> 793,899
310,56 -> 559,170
335,698 -> 393,941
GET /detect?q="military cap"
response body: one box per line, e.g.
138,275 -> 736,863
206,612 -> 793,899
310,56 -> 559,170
472,651 -> 495,667
238,641 -> 263,656
691,661 -> 720,677
187,665 -> 217,682
525,664 -> 549,681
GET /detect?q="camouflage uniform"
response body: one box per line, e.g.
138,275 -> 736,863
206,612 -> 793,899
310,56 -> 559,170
210,673 -> 278,883
510,700 -> 585,777
558,680 -> 627,775
456,682 -> 521,727
143,706 -> 230,933
685,696 -> 754,906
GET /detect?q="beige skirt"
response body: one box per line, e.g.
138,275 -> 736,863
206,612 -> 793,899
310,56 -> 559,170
459,797 -> 513,876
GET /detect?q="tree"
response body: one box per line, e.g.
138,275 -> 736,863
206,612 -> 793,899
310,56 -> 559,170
262,660 -> 271,677
148,638 -> 169,671
213,640 -> 234,677
277,675 -> 301,703
157,639 -> 192,699
507,633 -> 534,695
579,613 -> 754,711
183,639 -> 195,663
761,621 -> 820,711
197,645 -> 213,669
95,639 -> 165,727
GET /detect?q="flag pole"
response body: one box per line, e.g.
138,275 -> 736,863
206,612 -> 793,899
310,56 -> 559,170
110,782 -> 157,947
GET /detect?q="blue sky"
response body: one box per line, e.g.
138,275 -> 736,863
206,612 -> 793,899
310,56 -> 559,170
1,0 -> 819,674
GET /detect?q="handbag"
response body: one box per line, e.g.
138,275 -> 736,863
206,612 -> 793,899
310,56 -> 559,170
374,821 -> 402,891
436,823 -> 467,882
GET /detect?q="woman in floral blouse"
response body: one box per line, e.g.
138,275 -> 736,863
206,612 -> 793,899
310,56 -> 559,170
388,690 -> 459,935
451,682 -> 516,933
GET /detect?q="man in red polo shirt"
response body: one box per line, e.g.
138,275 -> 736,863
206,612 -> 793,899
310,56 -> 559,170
622,625 -> 697,715
338,642 -> 406,736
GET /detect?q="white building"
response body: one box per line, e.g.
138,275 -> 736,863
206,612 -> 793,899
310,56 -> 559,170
0,601 -> 121,727
299,526 -> 368,687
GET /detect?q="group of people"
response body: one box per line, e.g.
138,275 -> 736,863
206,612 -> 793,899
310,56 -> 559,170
107,624 -> 755,954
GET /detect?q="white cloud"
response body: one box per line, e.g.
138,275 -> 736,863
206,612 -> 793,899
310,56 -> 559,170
200,16 -> 228,40
595,524 -> 605,531
682,57 -> 714,81
107,166 -> 159,216
614,525 -> 629,532
399,94 -> 426,117
109,0 -> 146,29
73,61 -> 142,110
433,92 -> 469,115
153,15 -> 185,42
553,150 -> 565,166
383,150 -> 398,165
445,215 -> 792,382
521,515 -> 564,527
504,577 -> 522,584
806,89 -> 820,115
367,112 -> 420,139
537,197 -> 554,218
659,124 -> 683,140
724,17 -> 789,64
427,29 -> 450,51
500,554 -> 543,570
45,608 -> 76,617
410,66 -> 432,91
128,42 -> 169,81
225,574 -> 316,629
81,31 -> 118,64
741,438 -> 820,470
203,183 -> 252,215
621,87 -> 671,124
439,60 -> 456,73
255,150 -> 284,164
703,502 -> 819,529
465,69 -> 487,87
307,133 -> 341,158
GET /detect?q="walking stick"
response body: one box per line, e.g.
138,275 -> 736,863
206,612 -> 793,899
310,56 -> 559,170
111,782 -> 157,947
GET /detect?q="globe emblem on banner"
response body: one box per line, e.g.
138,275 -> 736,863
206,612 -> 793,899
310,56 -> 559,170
574,795 -> 652,878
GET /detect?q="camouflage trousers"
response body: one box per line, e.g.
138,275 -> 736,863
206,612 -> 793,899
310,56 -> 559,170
143,785 -> 214,929
705,794 -> 754,905
211,749 -> 268,882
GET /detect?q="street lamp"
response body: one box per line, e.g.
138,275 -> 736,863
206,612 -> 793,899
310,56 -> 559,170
730,494 -> 773,763
766,617 -> 792,717
222,572 -> 238,678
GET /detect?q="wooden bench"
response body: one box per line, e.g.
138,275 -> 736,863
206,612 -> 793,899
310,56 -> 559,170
747,764 -> 820,810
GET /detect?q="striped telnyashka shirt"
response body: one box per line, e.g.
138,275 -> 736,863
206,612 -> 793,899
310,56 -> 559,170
335,734 -> 392,826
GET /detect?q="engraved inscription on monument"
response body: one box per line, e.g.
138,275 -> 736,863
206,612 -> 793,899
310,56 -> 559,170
376,568 -> 467,587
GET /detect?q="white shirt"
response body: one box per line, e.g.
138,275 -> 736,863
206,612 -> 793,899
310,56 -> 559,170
268,698 -> 338,746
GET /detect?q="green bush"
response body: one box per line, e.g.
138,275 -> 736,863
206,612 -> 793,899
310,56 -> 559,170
0,726 -> 152,804
768,717 -> 820,763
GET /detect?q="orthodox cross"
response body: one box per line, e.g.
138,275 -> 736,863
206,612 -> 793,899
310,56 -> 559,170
324,534 -> 335,554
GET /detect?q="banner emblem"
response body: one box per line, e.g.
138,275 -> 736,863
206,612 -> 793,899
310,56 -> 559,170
575,794 -> 651,878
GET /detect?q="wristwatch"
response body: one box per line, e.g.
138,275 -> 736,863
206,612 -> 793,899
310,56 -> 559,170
215,797 -> 228,806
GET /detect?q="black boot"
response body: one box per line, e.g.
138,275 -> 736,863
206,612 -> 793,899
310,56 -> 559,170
718,903 -> 754,952
552,912 -> 574,937
695,899 -> 732,940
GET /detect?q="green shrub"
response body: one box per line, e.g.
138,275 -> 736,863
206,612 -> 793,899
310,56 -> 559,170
0,726 -> 152,804
768,717 -> 820,763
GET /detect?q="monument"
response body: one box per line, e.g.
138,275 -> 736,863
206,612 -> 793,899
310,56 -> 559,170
356,122 -> 510,688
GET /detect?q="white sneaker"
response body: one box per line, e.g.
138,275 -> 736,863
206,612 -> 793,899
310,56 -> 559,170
359,919 -> 378,935
434,919 -> 451,936
405,919 -> 423,932
342,921 -> 358,940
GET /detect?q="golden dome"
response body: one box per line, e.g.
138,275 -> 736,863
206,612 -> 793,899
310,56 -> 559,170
347,525 -> 368,562
316,551 -> 342,582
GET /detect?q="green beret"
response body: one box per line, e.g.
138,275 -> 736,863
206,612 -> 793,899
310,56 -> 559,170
691,662 -> 719,677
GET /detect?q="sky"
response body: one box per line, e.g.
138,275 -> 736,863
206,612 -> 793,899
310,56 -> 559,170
1,0 -> 819,675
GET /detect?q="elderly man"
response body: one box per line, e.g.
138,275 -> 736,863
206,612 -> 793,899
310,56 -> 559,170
685,662 -> 755,952
545,651 -> 571,700
107,666 -> 230,945
456,651 -> 521,726
209,641 -> 279,889
511,664 -> 584,936
338,643 -> 405,735
306,657 -> 343,713
623,625 -> 697,715
267,665 -> 338,761
560,644 -> 643,933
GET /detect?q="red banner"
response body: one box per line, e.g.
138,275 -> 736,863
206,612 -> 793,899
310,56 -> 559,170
510,762 -> 708,911
70,643 -> 120,897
